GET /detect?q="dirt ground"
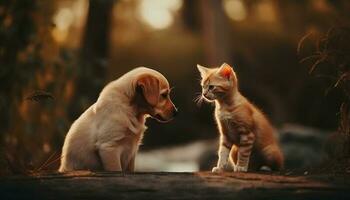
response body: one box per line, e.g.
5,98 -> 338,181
1,171 -> 349,200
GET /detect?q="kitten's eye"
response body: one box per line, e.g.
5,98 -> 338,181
161,93 -> 168,98
208,85 -> 214,90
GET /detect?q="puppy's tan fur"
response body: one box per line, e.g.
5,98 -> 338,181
59,67 -> 177,172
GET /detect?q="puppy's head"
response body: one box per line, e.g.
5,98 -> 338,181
135,73 -> 177,122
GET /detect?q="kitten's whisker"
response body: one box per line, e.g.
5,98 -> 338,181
197,98 -> 204,107
193,95 -> 200,102
193,94 -> 204,107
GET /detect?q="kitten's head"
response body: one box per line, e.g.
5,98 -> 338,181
196,63 -> 237,102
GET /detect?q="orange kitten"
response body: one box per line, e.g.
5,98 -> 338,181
197,63 -> 284,172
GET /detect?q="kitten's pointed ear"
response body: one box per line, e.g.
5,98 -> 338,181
218,63 -> 234,80
197,64 -> 210,78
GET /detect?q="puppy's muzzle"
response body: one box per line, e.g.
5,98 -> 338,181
154,106 -> 178,123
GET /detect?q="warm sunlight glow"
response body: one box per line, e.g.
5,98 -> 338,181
55,8 -> 74,31
256,0 -> 277,22
223,0 -> 247,21
138,0 -> 183,30
51,0 -> 87,44
52,8 -> 74,43
312,0 -> 332,13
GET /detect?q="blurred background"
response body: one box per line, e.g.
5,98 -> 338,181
0,0 -> 349,174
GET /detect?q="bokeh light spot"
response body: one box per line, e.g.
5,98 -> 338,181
223,0 -> 247,21
52,8 -> 74,43
138,0 -> 183,30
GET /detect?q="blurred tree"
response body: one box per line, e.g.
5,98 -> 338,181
0,0 -> 37,137
0,0 -> 51,175
199,0 -> 232,66
182,0 -> 201,32
0,0 -> 77,175
71,0 -> 115,118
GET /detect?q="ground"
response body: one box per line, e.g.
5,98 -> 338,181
1,171 -> 349,200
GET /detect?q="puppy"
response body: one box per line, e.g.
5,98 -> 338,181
59,67 -> 177,172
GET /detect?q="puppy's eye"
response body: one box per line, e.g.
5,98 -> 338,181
208,85 -> 215,90
161,93 -> 168,98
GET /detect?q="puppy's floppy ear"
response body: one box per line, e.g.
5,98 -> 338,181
136,75 -> 160,106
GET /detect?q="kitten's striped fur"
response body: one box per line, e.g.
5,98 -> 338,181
197,63 -> 284,172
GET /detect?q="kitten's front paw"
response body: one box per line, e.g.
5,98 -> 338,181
212,167 -> 224,173
234,165 -> 248,172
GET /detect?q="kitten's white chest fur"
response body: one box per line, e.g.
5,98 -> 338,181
215,106 -> 238,137
216,109 -> 233,120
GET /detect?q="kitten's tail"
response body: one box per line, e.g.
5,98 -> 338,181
262,145 -> 284,171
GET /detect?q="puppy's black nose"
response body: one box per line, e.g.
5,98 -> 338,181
173,108 -> 179,117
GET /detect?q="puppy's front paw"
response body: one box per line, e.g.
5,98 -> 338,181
212,166 -> 224,173
234,165 -> 248,172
